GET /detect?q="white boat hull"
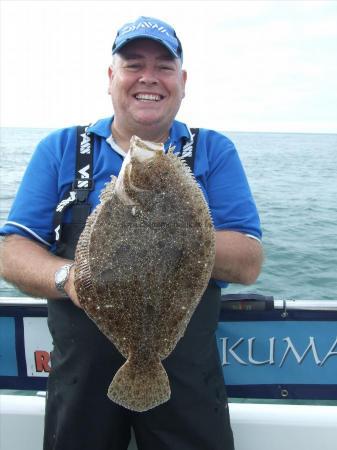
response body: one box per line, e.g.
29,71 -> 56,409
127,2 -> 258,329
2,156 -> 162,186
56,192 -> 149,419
1,393 -> 337,450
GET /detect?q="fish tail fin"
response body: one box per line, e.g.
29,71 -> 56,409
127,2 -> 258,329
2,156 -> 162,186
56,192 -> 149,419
107,356 -> 170,412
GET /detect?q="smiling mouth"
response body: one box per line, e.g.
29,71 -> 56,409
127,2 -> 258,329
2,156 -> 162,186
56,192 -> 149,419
134,93 -> 164,102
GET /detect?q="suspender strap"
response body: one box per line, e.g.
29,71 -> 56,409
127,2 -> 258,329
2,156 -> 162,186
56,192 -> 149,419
53,125 -> 94,243
179,128 -> 199,171
73,126 -> 95,197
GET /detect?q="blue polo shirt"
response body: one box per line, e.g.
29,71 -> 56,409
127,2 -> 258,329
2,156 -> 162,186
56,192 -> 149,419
0,117 -> 261,284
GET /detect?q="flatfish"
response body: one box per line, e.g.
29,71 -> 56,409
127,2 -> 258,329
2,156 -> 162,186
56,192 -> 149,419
74,135 -> 215,411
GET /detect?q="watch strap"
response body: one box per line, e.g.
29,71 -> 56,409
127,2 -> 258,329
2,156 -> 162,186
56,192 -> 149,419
55,263 -> 74,296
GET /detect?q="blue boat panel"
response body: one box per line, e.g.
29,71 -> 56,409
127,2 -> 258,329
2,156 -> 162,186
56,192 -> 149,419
0,317 -> 18,376
1,301 -> 337,400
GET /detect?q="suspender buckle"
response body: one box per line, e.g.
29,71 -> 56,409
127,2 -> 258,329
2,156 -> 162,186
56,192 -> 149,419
75,190 -> 89,202
72,179 -> 94,202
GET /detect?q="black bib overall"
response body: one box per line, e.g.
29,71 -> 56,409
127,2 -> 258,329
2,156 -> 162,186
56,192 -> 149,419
43,130 -> 234,450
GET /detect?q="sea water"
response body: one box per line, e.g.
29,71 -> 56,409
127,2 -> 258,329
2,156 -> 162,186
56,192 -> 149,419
1,127 -> 336,300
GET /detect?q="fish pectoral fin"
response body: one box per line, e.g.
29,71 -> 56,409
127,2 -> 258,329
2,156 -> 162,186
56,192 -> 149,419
107,356 -> 170,412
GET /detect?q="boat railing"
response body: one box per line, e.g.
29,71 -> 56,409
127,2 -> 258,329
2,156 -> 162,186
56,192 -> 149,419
2,294 -> 337,310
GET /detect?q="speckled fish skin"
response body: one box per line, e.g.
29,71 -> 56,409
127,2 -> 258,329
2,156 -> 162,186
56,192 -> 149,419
74,135 -> 215,412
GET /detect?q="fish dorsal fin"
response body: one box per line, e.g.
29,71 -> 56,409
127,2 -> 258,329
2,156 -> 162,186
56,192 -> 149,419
166,151 -> 214,225
74,208 -> 100,306
167,144 -> 175,155
166,150 -> 195,180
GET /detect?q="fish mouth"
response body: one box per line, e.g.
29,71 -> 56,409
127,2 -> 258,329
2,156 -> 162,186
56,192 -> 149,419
130,136 -> 163,162
134,93 -> 164,102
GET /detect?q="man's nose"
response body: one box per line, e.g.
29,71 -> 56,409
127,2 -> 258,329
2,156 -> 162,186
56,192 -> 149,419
138,68 -> 158,85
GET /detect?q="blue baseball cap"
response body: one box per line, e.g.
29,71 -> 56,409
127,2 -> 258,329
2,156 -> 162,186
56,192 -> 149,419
112,16 -> 183,60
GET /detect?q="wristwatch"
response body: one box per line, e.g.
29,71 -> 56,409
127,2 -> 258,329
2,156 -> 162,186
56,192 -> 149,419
55,263 -> 74,296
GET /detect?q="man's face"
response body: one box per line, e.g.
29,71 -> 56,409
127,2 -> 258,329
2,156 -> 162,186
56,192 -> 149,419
108,39 -> 187,134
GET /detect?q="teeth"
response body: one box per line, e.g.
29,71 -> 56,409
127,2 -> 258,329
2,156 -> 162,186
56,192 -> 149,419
135,94 -> 161,101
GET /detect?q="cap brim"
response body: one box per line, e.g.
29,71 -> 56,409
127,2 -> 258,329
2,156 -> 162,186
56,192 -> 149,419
112,35 -> 179,58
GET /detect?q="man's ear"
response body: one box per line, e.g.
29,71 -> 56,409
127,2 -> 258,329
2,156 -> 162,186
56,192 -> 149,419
108,65 -> 114,95
181,69 -> 187,98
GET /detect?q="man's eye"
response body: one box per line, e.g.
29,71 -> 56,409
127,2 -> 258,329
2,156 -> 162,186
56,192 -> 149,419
126,64 -> 141,70
159,65 -> 174,71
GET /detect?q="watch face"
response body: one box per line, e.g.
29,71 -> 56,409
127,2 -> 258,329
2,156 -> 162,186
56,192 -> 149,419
55,267 -> 67,284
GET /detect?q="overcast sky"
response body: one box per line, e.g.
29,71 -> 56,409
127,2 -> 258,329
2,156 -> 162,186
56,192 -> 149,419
1,0 -> 337,133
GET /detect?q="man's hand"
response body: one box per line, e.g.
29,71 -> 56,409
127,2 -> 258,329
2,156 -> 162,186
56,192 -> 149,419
64,265 -> 82,308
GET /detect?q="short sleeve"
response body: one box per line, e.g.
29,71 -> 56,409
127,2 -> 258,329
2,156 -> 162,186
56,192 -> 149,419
0,130 -> 69,246
195,129 -> 262,240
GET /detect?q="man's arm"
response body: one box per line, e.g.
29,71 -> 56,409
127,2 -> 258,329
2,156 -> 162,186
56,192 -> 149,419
212,230 -> 263,285
0,234 -> 80,307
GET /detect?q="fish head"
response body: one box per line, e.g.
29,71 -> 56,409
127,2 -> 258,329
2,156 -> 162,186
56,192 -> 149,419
115,135 -> 165,205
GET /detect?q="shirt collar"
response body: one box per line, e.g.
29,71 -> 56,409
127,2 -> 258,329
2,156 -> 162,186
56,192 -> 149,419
87,116 -> 192,146
106,134 -> 127,158
87,117 -> 113,138
168,120 -> 191,144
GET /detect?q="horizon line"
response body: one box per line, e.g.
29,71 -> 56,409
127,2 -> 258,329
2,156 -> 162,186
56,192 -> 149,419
1,125 -> 336,136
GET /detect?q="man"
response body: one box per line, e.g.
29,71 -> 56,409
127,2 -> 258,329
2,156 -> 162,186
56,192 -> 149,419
0,16 -> 263,450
